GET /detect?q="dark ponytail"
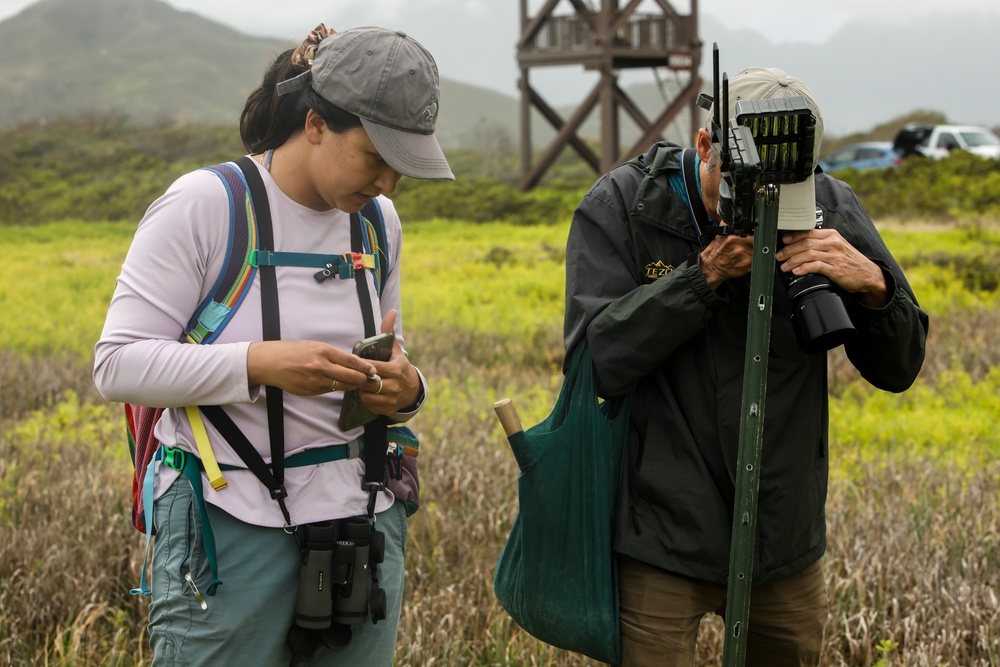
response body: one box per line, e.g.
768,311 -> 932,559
240,48 -> 364,154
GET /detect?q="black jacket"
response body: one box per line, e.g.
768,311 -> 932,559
563,142 -> 928,586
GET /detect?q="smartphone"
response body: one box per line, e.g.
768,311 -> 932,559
352,332 -> 394,362
338,332 -> 395,431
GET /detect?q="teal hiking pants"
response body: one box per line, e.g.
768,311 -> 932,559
148,475 -> 407,666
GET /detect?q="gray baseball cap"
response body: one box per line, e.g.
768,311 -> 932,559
278,26 -> 454,181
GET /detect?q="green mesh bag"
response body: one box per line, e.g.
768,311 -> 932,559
493,342 -> 629,665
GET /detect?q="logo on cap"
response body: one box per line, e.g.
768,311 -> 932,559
422,101 -> 438,125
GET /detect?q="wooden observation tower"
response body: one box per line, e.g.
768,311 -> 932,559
517,0 -> 702,190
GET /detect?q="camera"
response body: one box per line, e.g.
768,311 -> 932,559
698,43 -> 855,353
778,209 -> 855,353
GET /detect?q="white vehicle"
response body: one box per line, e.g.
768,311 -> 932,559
893,123 -> 1000,160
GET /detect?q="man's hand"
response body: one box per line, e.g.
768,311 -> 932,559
700,232 -> 755,290
776,228 -> 889,307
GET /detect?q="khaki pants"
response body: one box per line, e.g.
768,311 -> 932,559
618,556 -> 828,667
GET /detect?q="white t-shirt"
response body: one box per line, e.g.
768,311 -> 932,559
94,157 -> 423,527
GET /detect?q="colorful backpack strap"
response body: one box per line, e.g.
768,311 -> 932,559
130,160 -> 258,599
359,197 -> 388,296
183,162 -> 259,345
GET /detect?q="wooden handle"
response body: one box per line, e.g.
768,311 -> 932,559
493,398 -> 523,437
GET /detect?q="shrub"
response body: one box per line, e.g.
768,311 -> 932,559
837,151 -> 1000,221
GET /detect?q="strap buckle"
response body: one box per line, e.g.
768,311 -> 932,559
347,251 -> 367,271
362,480 -> 385,494
363,482 -> 384,519
161,446 -> 187,472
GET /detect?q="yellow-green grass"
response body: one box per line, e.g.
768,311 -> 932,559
2,218 -> 999,665
5,218 -> 998,477
7,219 -> 999,355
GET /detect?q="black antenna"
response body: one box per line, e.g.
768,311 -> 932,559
721,73 -> 730,169
712,43 -> 720,137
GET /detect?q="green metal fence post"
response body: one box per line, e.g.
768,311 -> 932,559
721,185 -> 780,667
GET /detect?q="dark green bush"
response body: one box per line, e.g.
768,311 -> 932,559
4,115 -> 1000,227
0,116 -> 242,226
834,151 -> 1000,220
390,176 -> 584,225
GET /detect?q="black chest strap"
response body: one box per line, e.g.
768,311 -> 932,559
351,212 -> 389,518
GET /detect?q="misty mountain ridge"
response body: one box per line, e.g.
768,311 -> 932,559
0,0 -> 997,152
706,10 -> 1000,135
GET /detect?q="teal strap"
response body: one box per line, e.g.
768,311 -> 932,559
130,448 -> 163,597
286,440 -> 361,466
137,440 -> 360,599
186,440 -> 361,473
249,249 -> 375,282
250,249 -> 340,268
159,446 -> 224,597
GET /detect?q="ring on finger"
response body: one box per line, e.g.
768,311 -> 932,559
375,378 -> 383,394
330,378 -> 340,391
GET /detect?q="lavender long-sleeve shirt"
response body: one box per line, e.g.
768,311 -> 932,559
94,158 -> 424,526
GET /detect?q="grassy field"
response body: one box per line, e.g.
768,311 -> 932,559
1,218 -> 999,666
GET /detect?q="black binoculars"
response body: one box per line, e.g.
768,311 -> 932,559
294,517 -> 387,633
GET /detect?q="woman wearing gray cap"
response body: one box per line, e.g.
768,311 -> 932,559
94,24 -> 453,666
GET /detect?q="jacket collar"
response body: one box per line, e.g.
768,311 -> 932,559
627,142 -> 700,240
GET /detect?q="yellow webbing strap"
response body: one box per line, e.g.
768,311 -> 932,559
185,405 -> 228,491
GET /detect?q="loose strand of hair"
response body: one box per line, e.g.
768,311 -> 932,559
238,49 -> 365,154
239,49 -> 307,153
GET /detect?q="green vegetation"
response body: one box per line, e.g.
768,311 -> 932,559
1,121 -> 999,665
838,150 -> 1000,221
0,116 -> 245,226
6,116 -> 1000,230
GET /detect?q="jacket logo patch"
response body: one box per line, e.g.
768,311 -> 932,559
645,260 -> 674,279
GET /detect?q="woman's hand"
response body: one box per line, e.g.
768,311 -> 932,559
246,309 -> 421,414
358,309 -> 422,415
247,339 -> 377,396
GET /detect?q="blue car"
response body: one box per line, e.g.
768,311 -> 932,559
819,142 -> 902,173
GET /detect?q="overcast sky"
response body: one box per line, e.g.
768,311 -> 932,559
2,0 -> 999,119
2,0 -> 997,82
3,1 -> 998,46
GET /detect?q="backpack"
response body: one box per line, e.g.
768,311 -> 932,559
124,157 -> 390,534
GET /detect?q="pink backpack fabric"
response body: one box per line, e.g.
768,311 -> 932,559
124,404 -> 163,533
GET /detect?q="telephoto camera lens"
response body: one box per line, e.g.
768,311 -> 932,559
294,521 -> 337,630
779,209 -> 855,353
782,273 -> 855,352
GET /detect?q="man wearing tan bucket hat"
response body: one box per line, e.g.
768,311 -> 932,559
563,66 -> 928,665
